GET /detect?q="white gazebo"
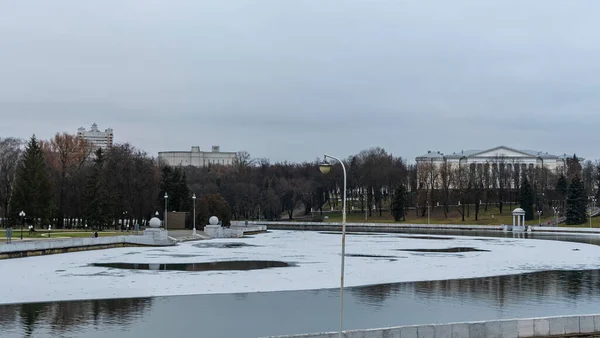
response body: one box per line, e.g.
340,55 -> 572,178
512,208 -> 526,232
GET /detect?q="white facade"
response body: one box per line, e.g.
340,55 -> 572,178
77,123 -> 113,150
158,146 -> 237,167
416,146 -> 575,173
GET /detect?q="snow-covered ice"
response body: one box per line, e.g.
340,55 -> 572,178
1,230 -> 600,305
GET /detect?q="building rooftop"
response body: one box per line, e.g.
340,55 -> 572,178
417,146 -> 573,161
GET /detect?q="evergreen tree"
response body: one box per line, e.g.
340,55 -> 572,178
160,166 -> 192,212
519,175 -> 534,221
175,171 -> 191,212
11,135 -> 52,227
391,184 -> 406,222
567,154 -> 582,182
556,174 -> 568,200
159,166 -> 176,212
197,193 -> 231,226
566,175 -> 587,225
84,149 -> 112,230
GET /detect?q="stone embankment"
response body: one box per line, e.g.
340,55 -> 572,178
0,234 -> 175,259
263,314 -> 600,338
241,220 -> 600,235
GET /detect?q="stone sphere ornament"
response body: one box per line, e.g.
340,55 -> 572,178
149,217 -> 161,228
209,216 -> 219,226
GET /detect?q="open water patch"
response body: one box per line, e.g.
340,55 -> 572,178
397,247 -> 490,253
346,254 -> 398,259
395,235 -> 454,240
319,232 -> 387,236
192,242 -> 259,249
91,260 -> 293,272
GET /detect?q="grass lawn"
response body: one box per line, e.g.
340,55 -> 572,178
318,205 -> 599,227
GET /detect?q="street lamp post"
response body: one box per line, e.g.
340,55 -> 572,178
427,200 -> 430,225
552,207 -> 559,227
589,196 -> 597,228
537,210 -> 542,226
319,154 -> 347,338
192,193 -> 197,236
164,192 -> 168,231
19,211 -> 25,240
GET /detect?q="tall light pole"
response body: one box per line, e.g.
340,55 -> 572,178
319,154 -> 347,338
537,210 -> 542,226
589,196 -> 597,228
192,193 -> 197,236
594,197 -> 597,228
427,200 -> 430,225
164,192 -> 168,231
552,206 -> 558,227
19,211 -> 25,240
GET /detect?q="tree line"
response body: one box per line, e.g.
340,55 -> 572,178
412,154 -> 594,224
0,134 -> 595,229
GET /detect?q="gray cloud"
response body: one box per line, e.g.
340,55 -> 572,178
1,0 -> 599,162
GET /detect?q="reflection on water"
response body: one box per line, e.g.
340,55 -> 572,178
350,269 -> 600,308
91,260 -> 293,272
3,269 -> 600,338
398,247 -> 490,253
192,242 -> 260,249
0,298 -> 151,338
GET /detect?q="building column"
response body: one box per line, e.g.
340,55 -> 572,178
513,215 -> 516,227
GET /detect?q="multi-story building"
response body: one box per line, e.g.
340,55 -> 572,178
158,146 -> 237,167
416,146 -> 573,171
415,146 -> 577,187
77,123 -> 114,150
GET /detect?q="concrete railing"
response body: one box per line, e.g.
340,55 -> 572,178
263,314 -> 600,338
530,226 -> 600,234
239,221 -> 600,235
238,221 -> 504,231
0,234 -> 175,259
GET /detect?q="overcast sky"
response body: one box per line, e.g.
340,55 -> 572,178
1,1 -> 599,163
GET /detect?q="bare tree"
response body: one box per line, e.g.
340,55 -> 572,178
582,160 -> 595,197
0,138 -> 23,227
439,160 -> 454,217
416,161 -> 438,217
453,164 -> 469,221
45,133 -> 92,228
233,151 -> 254,167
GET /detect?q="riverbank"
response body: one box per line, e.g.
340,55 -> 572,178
236,221 -> 600,235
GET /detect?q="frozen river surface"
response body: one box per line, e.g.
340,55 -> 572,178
2,230 -> 600,305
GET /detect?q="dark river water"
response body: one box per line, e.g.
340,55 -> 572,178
2,230 -> 600,338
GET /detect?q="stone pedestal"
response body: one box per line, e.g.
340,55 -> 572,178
143,228 -> 169,241
204,216 -> 243,238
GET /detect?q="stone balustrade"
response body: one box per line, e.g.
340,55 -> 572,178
262,314 -> 600,338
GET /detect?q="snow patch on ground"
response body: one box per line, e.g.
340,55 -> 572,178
1,230 -> 600,305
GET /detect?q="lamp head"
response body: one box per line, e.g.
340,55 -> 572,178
319,158 -> 332,175
164,192 -> 168,199
192,193 -> 196,200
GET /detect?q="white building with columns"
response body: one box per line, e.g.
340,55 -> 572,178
416,146 -> 575,172
415,146 -> 580,188
158,146 -> 237,167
